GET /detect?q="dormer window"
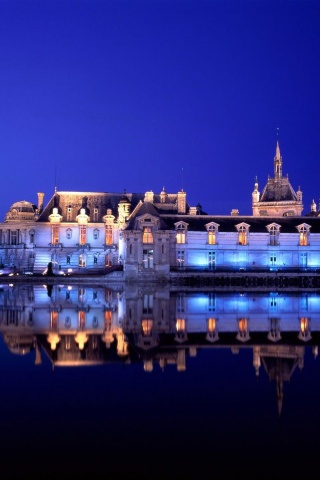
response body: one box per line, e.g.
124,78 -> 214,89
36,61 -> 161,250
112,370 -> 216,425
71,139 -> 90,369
297,223 -> 310,246
206,222 -> 219,245
142,226 -> 153,244
266,223 -> 280,246
175,222 -> 188,244
236,223 -> 250,246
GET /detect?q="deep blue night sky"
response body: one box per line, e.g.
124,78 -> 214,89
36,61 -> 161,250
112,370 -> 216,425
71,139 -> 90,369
1,0 -> 320,220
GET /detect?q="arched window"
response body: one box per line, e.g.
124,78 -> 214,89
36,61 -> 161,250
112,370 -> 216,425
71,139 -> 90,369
176,224 -> 187,244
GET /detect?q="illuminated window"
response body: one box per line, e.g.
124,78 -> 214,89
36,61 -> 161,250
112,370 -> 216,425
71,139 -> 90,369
79,225 -> 87,245
105,225 -> 113,245
238,226 -> 247,245
206,223 -> 219,245
298,225 -> 309,246
142,226 -> 153,243
51,225 -> 59,244
176,224 -> 186,244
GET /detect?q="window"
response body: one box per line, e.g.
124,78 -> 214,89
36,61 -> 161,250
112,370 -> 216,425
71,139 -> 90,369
93,229 -> 99,240
300,252 -> 307,268
67,254 -> 71,264
51,225 -> 59,244
142,249 -> 153,269
143,294 -> 154,314
269,225 -> 279,246
298,226 -> 309,246
142,226 -> 153,243
29,229 -> 35,244
105,225 -> 113,245
66,228 -> 72,240
79,254 -> 86,267
176,224 -> 186,244
177,250 -> 185,268
270,255 -> 276,269
105,253 -> 112,267
238,226 -> 247,245
206,223 -> 219,245
79,226 -> 87,245
93,207 -> 99,222
208,292 -> 216,311
208,251 -> 215,270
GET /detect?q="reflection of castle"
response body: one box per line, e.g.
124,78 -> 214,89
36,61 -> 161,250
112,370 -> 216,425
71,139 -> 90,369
1,141 -> 320,279
0,283 -> 319,412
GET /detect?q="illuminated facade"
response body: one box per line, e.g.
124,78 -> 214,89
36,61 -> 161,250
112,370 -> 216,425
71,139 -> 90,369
0,141 -> 320,278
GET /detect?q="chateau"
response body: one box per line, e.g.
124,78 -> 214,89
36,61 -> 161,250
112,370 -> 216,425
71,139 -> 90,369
1,140 -> 320,279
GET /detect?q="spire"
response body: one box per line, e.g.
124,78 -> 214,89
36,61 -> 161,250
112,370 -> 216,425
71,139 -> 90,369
274,140 -> 282,180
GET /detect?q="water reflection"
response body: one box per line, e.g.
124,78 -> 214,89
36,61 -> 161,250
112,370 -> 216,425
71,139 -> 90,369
0,282 -> 319,414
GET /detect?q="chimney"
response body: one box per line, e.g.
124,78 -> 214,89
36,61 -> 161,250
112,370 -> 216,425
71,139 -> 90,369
37,192 -> 44,212
177,190 -> 186,214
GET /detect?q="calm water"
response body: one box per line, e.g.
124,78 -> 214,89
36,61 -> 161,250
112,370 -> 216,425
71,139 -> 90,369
0,282 -> 319,478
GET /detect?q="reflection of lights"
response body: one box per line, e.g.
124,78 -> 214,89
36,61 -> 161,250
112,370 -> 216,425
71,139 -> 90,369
207,317 -> 216,332
206,317 -> 219,343
236,317 -> 250,342
142,319 -> 153,336
298,317 -> 311,342
176,318 -> 186,332
175,318 -> 187,343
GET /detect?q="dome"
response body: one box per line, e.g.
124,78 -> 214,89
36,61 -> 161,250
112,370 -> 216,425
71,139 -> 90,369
5,200 -> 38,222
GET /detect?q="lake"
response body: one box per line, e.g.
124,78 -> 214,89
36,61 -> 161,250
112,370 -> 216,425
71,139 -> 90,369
0,281 -> 319,478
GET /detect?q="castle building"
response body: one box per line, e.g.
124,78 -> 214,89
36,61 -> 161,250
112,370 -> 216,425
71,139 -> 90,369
0,141 -> 319,278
